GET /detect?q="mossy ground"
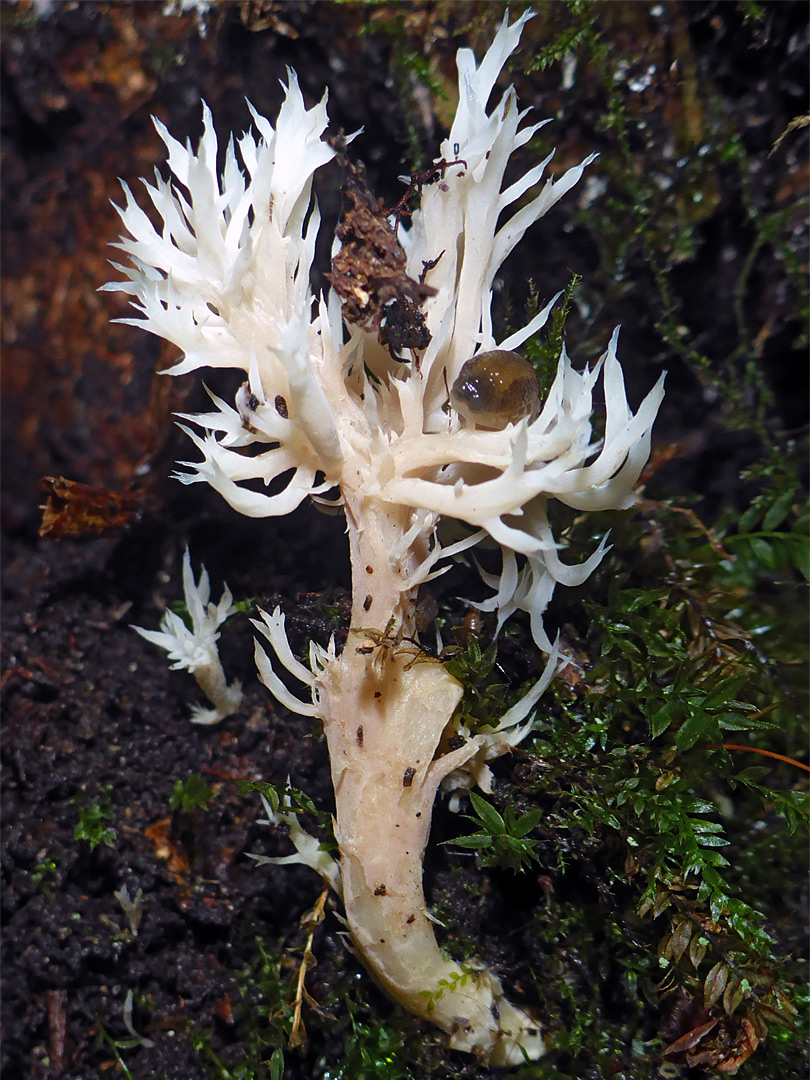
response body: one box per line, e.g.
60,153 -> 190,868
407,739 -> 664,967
2,3 -> 806,1079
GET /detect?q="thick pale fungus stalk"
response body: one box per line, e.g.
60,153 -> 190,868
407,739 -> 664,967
114,11 -> 663,1063
317,509 -> 543,1062
323,648 -> 542,1063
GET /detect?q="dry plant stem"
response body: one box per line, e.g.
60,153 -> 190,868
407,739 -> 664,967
319,519 -> 543,1064
289,885 -> 329,1049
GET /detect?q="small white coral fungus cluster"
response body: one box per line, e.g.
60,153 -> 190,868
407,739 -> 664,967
116,11 -> 663,1066
133,549 -> 242,725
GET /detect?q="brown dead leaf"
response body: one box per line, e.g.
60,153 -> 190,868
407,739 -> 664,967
39,477 -> 146,539
662,1017 -> 719,1056
144,818 -> 191,902
704,960 -> 730,1010
663,1015 -> 760,1074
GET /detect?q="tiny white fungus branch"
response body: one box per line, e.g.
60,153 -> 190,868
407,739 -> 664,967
250,791 -> 342,899
112,10 -> 663,1064
133,548 -> 242,725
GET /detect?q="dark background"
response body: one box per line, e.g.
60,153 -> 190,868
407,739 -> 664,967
2,3 -> 807,1079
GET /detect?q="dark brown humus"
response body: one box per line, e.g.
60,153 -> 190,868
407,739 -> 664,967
450,350 -> 542,428
327,144 -> 435,359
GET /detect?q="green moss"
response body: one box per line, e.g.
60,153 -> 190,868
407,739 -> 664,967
445,790 -> 543,874
73,785 -> 117,851
30,853 -> 59,895
170,772 -> 216,813
484,489 -> 808,1074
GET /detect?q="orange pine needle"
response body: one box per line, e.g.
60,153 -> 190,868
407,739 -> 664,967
720,743 -> 810,773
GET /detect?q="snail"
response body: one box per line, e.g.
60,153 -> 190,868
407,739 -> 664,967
450,349 -> 542,428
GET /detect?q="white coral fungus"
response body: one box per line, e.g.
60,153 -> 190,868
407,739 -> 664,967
133,548 -> 242,724
111,10 -> 663,1065
249,789 -> 342,898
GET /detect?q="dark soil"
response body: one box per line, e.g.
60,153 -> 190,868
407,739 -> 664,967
2,3 -> 806,1079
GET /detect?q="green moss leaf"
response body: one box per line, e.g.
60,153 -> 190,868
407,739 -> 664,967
675,711 -> 713,751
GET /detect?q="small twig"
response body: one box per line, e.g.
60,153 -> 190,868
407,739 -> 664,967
638,497 -> 729,557
48,989 -> 68,1075
288,885 -> 329,1048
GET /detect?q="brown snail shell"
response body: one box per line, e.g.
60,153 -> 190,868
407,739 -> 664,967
450,349 -> 541,428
